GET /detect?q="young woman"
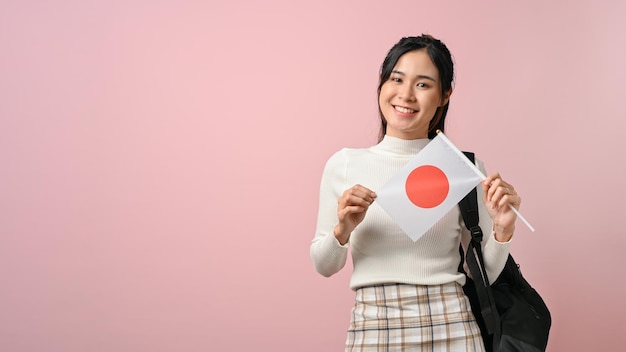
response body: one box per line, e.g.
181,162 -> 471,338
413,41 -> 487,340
310,35 -> 521,351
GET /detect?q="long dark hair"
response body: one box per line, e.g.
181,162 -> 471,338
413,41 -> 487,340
377,35 -> 455,141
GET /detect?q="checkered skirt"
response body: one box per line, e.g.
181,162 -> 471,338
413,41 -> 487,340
346,282 -> 485,351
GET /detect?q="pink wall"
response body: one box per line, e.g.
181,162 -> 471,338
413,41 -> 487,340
1,0 -> 624,350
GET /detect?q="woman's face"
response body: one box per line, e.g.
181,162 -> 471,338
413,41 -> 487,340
378,49 -> 451,140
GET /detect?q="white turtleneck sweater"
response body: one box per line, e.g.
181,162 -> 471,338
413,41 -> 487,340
310,135 -> 511,290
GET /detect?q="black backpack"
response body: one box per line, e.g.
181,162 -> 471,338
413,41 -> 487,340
458,152 -> 551,352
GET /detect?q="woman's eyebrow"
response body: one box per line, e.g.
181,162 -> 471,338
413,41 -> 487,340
391,70 -> 436,82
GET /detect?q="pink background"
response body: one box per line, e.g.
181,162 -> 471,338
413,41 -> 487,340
1,0 -> 624,351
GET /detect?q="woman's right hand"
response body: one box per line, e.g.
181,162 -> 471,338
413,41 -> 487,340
334,184 -> 377,245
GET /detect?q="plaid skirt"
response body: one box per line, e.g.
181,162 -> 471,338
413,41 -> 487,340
346,282 -> 485,351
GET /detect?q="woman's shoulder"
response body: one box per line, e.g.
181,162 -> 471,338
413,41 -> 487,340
322,146 -> 375,171
330,145 -> 377,161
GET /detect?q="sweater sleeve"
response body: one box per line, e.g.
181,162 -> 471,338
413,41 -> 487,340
461,159 -> 511,284
310,150 -> 350,277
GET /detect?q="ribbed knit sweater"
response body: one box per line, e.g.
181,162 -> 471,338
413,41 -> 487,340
310,135 -> 511,290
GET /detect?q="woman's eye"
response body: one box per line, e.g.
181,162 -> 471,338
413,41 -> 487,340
391,77 -> 402,83
417,82 -> 428,88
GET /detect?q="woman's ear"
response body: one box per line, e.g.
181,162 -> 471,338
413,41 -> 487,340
440,88 -> 453,106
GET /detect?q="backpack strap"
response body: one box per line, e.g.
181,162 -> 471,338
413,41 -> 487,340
459,152 -> 500,336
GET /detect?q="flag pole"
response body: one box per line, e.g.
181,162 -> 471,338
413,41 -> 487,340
436,130 -> 535,232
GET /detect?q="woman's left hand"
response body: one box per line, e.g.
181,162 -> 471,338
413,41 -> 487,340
482,173 -> 521,242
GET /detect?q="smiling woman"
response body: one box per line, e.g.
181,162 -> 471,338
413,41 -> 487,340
378,50 -> 452,140
310,34 -> 523,351
377,36 -> 455,141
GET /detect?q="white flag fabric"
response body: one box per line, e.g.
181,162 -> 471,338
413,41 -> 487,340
375,134 -> 483,241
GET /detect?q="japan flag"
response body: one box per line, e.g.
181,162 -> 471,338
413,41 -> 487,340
375,133 -> 483,241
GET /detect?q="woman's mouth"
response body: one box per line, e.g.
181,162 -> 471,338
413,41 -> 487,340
394,105 -> 417,114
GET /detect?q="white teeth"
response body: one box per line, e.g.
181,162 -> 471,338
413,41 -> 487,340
395,106 -> 416,113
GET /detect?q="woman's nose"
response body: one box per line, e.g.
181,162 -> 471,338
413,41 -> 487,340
398,83 -> 415,101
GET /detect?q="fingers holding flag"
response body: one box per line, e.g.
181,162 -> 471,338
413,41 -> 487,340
482,173 -> 522,241
483,173 -> 519,207
334,184 -> 377,245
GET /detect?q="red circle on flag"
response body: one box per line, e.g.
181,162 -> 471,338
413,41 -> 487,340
405,165 -> 449,208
